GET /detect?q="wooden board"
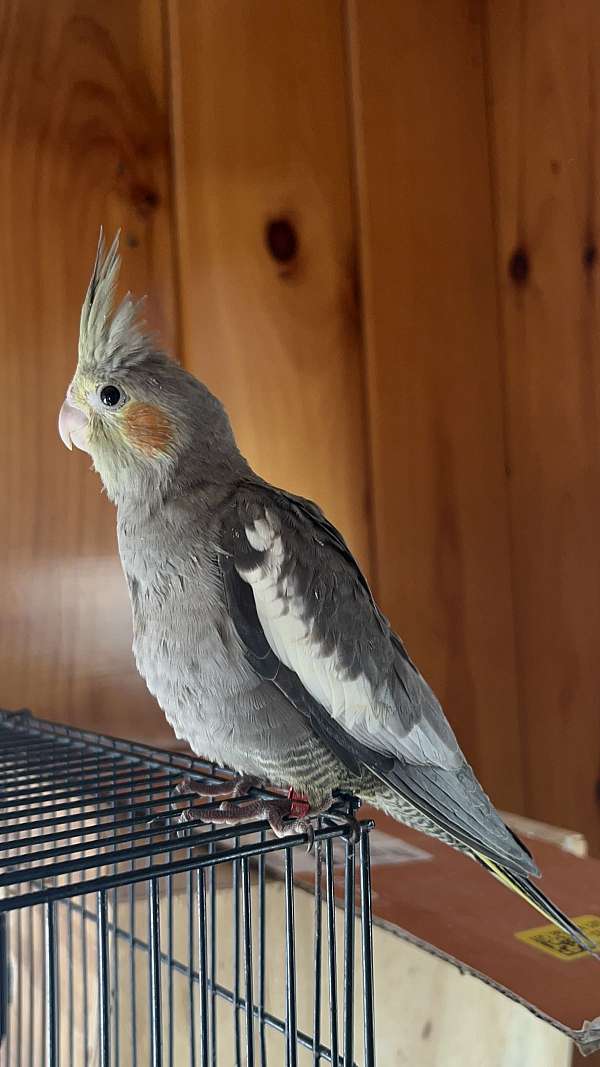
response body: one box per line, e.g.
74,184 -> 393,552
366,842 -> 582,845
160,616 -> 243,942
346,1 -> 525,809
167,0 -> 373,571
0,0 -> 177,743
485,0 -> 600,850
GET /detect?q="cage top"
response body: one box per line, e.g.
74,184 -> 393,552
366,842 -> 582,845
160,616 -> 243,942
0,709 -> 365,911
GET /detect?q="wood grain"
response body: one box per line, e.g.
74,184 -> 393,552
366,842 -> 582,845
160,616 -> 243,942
0,0 -> 177,742
347,0 -> 525,809
485,0 -> 600,849
167,0 -> 373,572
4,0 -> 598,858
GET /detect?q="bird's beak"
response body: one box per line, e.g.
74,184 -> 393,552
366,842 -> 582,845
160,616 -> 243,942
58,398 -> 90,452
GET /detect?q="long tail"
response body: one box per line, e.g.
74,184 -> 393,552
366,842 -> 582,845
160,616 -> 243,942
478,854 -> 599,957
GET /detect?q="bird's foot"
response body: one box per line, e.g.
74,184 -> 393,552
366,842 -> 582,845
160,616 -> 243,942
174,773 -> 260,801
178,790 -> 318,851
278,791 -> 361,848
177,795 -> 290,834
269,791 -> 316,852
171,775 -> 262,838
176,788 -> 360,851
144,776 -> 257,834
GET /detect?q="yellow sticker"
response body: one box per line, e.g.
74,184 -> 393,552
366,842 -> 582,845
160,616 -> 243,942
515,915 -> 600,961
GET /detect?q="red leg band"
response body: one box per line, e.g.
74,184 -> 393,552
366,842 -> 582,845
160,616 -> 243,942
287,788 -> 311,819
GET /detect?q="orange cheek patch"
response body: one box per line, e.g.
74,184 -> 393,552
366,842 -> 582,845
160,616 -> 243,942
123,403 -> 173,456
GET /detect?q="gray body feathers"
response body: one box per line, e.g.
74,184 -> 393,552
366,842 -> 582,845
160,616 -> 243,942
118,489 -> 356,798
118,477 -> 536,879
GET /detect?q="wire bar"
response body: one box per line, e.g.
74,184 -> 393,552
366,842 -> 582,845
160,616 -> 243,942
257,834 -> 267,1067
359,833 -> 375,1067
241,857 -> 255,1067
313,840 -> 323,1066
284,848 -> 298,1067
343,839 -> 356,1067
232,852 -> 241,1066
197,867 -> 209,1067
325,841 -> 339,1067
149,879 -> 163,1067
44,902 -> 57,1067
208,840 -> 217,1067
188,866 -> 197,1067
97,890 -> 110,1067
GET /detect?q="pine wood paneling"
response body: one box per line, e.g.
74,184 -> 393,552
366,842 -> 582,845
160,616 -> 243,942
348,0 -> 524,809
0,1 -> 177,742
167,0 -> 372,571
485,1 -> 600,849
4,0 -> 598,850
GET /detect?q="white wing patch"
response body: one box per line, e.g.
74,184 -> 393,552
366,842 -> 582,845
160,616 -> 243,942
240,513 -> 447,766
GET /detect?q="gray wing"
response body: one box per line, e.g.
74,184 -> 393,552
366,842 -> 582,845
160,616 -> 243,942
218,479 -> 537,877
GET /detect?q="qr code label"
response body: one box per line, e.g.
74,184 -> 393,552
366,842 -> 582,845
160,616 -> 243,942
515,915 -> 600,960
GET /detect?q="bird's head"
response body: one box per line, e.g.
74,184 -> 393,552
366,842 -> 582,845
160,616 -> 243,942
59,232 -> 243,505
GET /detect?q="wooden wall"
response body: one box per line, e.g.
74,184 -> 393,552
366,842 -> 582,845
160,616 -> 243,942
1,1 -> 599,850
0,0 -> 177,745
485,0 -> 600,848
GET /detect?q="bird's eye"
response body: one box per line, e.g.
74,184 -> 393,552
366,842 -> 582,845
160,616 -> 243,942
99,385 -> 123,408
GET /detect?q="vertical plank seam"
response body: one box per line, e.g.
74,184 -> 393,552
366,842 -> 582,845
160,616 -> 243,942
341,0 -> 381,599
159,0 -> 186,369
480,0 -> 530,814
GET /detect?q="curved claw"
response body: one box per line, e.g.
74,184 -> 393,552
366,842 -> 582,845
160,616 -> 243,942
287,817 -> 315,853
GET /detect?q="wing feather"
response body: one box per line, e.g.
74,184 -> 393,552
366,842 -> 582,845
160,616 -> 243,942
218,481 -> 537,877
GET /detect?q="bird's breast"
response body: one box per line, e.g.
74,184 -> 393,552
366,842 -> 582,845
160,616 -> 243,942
118,522 -> 255,762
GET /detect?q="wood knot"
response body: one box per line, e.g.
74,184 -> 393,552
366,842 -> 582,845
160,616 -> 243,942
508,247 -> 529,285
265,218 -> 298,274
583,243 -> 597,271
130,184 -> 161,218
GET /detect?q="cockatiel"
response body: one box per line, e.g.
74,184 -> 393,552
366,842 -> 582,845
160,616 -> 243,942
59,233 -> 595,954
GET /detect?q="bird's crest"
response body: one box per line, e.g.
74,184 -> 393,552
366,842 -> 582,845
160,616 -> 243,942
78,229 -> 150,375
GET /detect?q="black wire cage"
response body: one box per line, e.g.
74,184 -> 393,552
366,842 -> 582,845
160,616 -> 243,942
0,709 -> 376,1067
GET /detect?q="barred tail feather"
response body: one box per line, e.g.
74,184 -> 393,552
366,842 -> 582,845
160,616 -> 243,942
478,854 -> 599,958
